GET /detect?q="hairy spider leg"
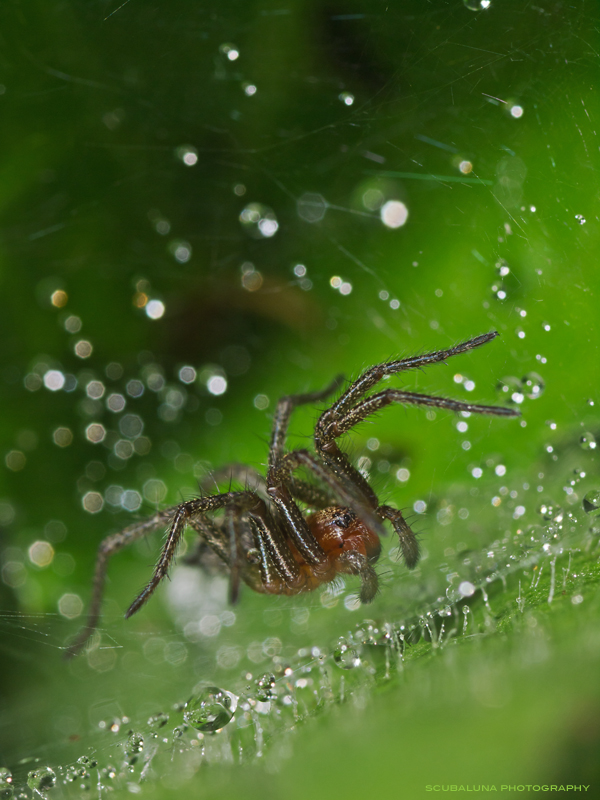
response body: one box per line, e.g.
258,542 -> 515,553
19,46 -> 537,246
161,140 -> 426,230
268,375 -> 344,468
200,462 -> 334,511
320,331 -> 501,424
377,505 -> 420,568
124,491 -> 267,620
225,506 -> 243,603
265,375 -> 344,568
326,390 -> 520,438
286,475 -> 334,508
312,332 -> 521,570
247,511 -> 301,591
337,550 -> 379,603
64,508 -> 177,659
185,516 -> 230,566
199,463 -> 268,498
313,335 -> 508,495
319,391 -> 519,566
184,510 -> 300,598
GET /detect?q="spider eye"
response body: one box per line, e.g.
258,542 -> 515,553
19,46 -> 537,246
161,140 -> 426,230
334,510 -> 356,529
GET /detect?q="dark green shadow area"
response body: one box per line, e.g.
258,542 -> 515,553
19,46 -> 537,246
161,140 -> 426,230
0,1 -> 599,798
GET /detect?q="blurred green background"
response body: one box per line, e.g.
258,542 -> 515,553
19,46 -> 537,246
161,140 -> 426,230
1,1 -> 599,798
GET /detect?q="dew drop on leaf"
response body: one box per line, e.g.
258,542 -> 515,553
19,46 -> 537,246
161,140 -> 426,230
27,767 -> 56,793
582,490 -> 600,517
183,686 -> 238,732
522,372 -> 545,399
333,639 -> 361,670
580,432 -> 597,450
0,769 -> 14,800
255,673 -> 276,701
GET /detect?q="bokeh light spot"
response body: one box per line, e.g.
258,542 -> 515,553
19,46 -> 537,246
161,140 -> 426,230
51,290 -> 68,307
74,340 -> 93,359
380,200 -> 409,228
175,145 -> 198,166
5,451 -> 26,471
178,366 -> 196,384
297,193 -> 327,223
53,427 -> 73,447
64,315 -> 82,333
58,593 -> 83,619
44,370 -> 66,391
107,393 -> 126,413
207,376 -> 227,396
144,479 -> 167,504
82,492 -> 104,514
146,300 -> 165,319
86,380 -> 105,399
85,423 -> 106,443
28,540 -> 54,568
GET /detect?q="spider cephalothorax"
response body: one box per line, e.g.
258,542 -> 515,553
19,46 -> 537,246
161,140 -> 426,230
66,331 -> 519,657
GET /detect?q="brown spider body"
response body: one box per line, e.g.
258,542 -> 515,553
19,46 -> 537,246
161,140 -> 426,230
66,331 -> 519,659
248,507 -> 381,597
307,507 -> 381,567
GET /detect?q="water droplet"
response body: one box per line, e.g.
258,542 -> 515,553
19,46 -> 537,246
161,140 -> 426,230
354,620 -> 378,645
219,43 -> 239,61
147,712 -> 169,729
333,639 -> 361,669
64,766 -> 80,784
497,376 -> 524,404
495,259 -> 510,277
168,239 -> 192,263
537,502 -> 563,521
458,580 -> 476,598
583,490 -> 600,517
183,685 -> 238,732
522,372 -> 545,399
27,767 -> 56,793
126,732 -> 144,756
537,503 -> 554,519
580,432 -> 597,450
575,214 -> 586,225
239,202 -> 279,238
463,0 -> 491,8
174,145 -> 198,167
255,673 -> 276,701
491,283 -> 507,302
0,769 -> 13,800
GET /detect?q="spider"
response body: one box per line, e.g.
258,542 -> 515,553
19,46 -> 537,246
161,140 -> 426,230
66,331 -> 519,657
